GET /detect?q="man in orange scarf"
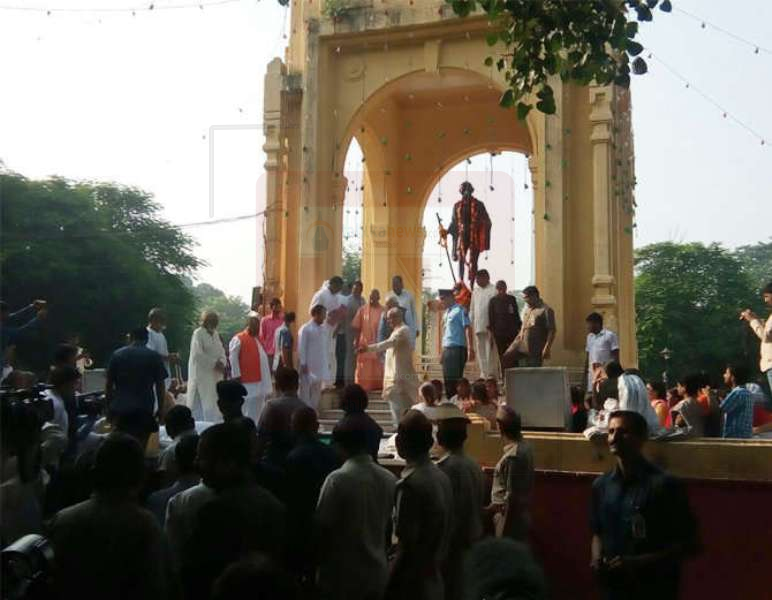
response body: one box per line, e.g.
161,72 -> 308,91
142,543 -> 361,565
228,311 -> 273,422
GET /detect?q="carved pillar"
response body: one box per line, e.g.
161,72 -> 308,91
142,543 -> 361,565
297,18 -> 326,316
262,58 -> 286,306
589,85 -> 618,332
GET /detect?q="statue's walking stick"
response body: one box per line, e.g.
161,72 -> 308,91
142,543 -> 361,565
436,213 -> 457,282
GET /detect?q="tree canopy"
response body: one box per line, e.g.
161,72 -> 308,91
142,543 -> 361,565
447,0 -> 671,117
733,239 -> 772,295
0,172 -> 200,370
341,243 -> 362,286
189,280 -> 250,345
634,242 -> 763,384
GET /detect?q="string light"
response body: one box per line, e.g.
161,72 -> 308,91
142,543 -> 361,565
646,48 -> 770,148
0,0 -> 240,13
673,6 -> 772,56
509,153 -> 515,269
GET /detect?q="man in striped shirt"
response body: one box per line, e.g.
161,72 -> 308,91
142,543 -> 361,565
720,363 -> 754,439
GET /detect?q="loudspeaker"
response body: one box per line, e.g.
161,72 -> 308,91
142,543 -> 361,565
504,367 -> 571,430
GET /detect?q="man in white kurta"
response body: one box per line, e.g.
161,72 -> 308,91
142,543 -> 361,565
186,311 -> 226,423
309,277 -> 344,387
146,307 -> 173,391
360,308 -> 419,427
469,270 -> 499,379
229,311 -> 273,423
391,275 -> 419,349
298,306 -> 330,410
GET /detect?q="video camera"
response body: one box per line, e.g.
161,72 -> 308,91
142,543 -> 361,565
74,390 -> 105,418
0,384 -> 53,428
1,535 -> 54,600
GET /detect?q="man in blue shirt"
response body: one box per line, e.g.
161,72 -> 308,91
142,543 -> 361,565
720,363 -> 754,439
591,410 -> 698,600
105,327 -> 167,438
440,289 -> 474,400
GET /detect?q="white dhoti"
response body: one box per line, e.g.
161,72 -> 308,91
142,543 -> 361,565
187,326 -> 226,423
188,386 -> 222,423
325,332 -> 337,388
384,384 -> 415,428
475,331 -> 499,379
242,346 -> 273,422
242,385 -> 265,422
300,373 -> 322,410
298,320 -> 330,410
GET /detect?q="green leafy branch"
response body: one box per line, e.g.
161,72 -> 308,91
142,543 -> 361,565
447,0 -> 672,118
322,0 -> 352,20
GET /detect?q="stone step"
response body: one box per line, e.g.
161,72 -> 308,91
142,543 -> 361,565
319,408 -> 392,420
319,418 -> 395,434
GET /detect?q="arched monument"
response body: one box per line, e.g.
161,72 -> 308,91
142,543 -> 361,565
261,0 -> 637,369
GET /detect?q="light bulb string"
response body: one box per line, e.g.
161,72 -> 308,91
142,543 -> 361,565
645,48 -> 768,146
0,0 -> 239,13
673,6 -> 772,56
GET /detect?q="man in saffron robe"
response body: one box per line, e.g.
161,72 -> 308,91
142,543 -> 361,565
229,311 -> 273,423
440,181 -> 492,288
352,289 -> 384,392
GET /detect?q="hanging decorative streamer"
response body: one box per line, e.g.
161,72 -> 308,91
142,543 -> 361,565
0,0 -> 240,13
509,153 -> 515,266
645,48 -> 769,147
673,6 -> 772,56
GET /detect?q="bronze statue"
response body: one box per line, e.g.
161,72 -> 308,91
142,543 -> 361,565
439,182 -> 492,288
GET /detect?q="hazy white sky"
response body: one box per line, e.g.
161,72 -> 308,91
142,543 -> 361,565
1,0 -> 770,303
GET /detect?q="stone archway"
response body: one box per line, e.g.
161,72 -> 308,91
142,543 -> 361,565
334,67 -> 536,319
262,3 -> 638,370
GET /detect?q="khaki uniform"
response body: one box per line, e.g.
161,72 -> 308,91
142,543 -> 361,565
437,451 -> 485,600
502,300 -> 555,368
490,440 -> 534,541
388,458 -> 454,600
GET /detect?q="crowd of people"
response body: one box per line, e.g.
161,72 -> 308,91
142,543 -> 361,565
0,350 -> 548,600
0,278 -> 769,600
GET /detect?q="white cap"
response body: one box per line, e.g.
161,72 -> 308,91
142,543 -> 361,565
246,310 -> 260,318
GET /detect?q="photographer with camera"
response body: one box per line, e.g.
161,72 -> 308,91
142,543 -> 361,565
1,300 -> 48,382
40,367 -> 81,470
1,387 -> 48,547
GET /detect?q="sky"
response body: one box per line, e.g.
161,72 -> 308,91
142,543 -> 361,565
1,0 -> 770,303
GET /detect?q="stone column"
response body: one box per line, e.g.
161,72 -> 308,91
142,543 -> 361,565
532,79 -> 569,363
262,58 -> 286,306
296,18 -> 327,316
589,85 -> 618,332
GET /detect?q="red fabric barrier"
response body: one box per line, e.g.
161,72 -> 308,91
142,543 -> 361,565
529,471 -> 772,599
